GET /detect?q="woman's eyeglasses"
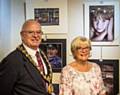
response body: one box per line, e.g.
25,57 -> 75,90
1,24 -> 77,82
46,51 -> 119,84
76,47 -> 90,51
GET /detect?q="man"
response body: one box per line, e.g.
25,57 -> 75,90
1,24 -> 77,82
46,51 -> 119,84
0,19 -> 53,95
47,44 -> 62,69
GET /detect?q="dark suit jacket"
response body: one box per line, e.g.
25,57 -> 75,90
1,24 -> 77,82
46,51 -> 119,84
0,47 -> 50,95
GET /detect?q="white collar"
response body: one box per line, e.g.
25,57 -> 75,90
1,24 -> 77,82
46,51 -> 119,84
23,43 -> 39,57
22,43 -> 48,75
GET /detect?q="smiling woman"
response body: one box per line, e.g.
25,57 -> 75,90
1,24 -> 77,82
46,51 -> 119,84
59,36 -> 106,95
71,36 -> 91,61
90,6 -> 114,41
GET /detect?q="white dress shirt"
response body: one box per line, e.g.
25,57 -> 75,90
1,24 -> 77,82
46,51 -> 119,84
23,44 -> 48,74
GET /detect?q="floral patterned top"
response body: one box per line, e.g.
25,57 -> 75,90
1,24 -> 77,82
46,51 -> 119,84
59,62 -> 106,95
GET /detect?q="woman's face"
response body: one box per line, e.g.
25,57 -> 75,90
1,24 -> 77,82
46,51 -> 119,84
74,44 -> 90,62
93,15 -> 106,33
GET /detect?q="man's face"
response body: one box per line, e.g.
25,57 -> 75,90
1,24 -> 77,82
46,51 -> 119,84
47,48 -> 58,58
21,21 -> 42,50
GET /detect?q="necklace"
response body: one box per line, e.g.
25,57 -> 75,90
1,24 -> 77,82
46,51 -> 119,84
82,72 -> 91,83
76,62 -> 90,72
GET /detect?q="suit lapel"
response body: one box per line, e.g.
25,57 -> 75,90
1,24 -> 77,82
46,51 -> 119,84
16,45 -> 46,88
16,44 -> 54,94
23,58 -> 46,88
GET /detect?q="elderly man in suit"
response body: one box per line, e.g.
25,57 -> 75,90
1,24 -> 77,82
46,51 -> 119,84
0,19 -> 53,95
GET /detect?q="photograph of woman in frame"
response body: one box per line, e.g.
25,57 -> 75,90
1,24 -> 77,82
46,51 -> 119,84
89,6 -> 114,41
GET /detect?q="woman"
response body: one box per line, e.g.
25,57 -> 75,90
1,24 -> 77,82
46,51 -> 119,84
59,36 -> 106,95
90,10 -> 113,41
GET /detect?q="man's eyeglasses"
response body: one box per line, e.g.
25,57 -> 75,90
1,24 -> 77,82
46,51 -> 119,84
22,30 -> 43,36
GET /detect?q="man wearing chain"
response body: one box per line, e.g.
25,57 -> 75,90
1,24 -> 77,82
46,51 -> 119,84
0,19 -> 54,95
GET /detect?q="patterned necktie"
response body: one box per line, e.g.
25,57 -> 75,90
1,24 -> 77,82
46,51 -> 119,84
35,51 -> 47,89
35,51 -> 44,73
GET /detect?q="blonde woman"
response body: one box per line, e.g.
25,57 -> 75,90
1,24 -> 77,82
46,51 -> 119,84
59,36 -> 106,95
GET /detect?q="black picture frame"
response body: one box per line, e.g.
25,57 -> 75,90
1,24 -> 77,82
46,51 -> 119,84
89,59 -> 119,95
40,39 -> 66,72
53,84 -> 59,95
34,8 -> 59,26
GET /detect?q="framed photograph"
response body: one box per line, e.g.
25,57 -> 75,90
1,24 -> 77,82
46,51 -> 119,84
25,0 -> 68,33
84,1 -> 120,45
89,59 -> 119,95
34,8 -> 59,26
39,39 -> 66,72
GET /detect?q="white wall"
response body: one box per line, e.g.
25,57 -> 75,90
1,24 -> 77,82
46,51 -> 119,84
11,0 -> 25,51
0,0 -> 11,60
0,0 -> 25,61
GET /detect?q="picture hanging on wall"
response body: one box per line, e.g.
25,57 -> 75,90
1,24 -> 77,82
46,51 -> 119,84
89,59 -> 119,95
39,39 -> 66,72
84,1 -> 120,45
25,0 -> 68,33
53,84 -> 59,95
34,8 -> 59,26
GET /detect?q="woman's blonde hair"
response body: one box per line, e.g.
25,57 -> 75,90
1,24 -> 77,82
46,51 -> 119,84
71,36 -> 91,55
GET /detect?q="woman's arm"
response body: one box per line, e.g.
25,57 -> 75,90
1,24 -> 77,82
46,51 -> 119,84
91,29 -> 108,41
107,17 -> 113,41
